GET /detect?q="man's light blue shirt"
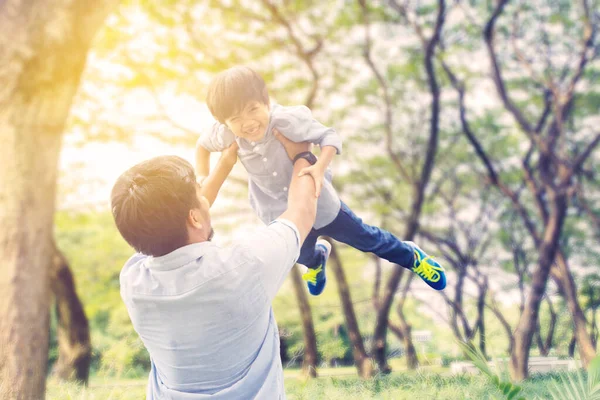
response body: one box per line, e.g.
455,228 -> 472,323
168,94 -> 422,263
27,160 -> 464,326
120,219 -> 301,399
198,104 -> 342,229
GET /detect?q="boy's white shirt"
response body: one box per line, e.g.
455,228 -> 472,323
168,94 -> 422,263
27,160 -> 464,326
198,103 -> 342,229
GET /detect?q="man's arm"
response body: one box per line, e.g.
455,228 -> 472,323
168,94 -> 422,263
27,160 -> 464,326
238,132 -> 317,299
297,145 -> 336,198
195,122 -> 237,181
275,132 -> 317,243
198,142 -> 238,207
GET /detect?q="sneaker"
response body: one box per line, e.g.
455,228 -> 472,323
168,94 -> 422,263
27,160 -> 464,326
302,239 -> 331,296
407,241 -> 446,290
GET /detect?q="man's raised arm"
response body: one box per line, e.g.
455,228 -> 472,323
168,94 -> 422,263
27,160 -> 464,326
275,131 -> 317,243
238,130 -> 317,300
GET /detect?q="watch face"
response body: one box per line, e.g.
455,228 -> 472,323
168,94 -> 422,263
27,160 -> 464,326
305,152 -> 317,164
301,152 -> 317,164
294,151 -> 317,165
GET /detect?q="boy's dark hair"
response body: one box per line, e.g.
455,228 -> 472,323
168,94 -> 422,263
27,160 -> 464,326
111,155 -> 200,257
206,66 -> 269,123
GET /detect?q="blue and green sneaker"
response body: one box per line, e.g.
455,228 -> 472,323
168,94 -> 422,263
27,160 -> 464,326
408,241 -> 446,290
302,239 -> 331,296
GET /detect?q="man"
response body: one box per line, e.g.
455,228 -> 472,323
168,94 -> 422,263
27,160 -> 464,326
111,132 -> 317,399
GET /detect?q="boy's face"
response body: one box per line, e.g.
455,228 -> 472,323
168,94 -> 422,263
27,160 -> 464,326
225,101 -> 270,142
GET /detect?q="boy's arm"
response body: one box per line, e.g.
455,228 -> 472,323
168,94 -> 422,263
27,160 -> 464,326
195,122 -> 237,181
273,106 -> 342,197
199,142 -> 238,207
195,138 -> 212,182
298,145 -> 336,198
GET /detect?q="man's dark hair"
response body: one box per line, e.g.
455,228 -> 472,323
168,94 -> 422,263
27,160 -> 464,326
111,155 -> 200,257
206,66 -> 269,123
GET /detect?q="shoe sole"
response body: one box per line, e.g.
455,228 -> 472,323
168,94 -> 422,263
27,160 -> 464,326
308,239 -> 330,295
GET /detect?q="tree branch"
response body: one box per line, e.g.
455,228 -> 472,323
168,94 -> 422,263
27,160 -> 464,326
358,0 -> 413,184
483,0 -> 534,135
440,60 -> 541,244
562,132 -> 600,184
260,0 -> 322,108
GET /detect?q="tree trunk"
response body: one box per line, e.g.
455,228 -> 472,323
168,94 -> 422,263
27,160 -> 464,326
591,309 -> 598,350
476,281 -> 487,358
396,303 -> 419,369
551,252 -> 596,366
535,297 -> 556,357
372,267 -> 404,374
50,241 -> 91,384
0,2 -> 116,397
290,266 -> 318,378
448,270 -> 468,342
388,320 -> 417,368
327,241 -> 373,378
370,0 -> 445,374
372,255 -> 382,310
568,334 -> 577,358
510,193 -> 568,381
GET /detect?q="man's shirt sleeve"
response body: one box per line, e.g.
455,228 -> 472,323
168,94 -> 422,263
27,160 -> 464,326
238,218 -> 301,300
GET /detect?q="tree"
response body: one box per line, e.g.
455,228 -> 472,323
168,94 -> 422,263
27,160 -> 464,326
289,266 -> 318,378
358,0 -> 447,373
420,185 -> 499,358
442,0 -> 599,380
581,274 -> 600,350
327,241 -> 373,378
49,242 -> 91,384
0,0 -> 117,397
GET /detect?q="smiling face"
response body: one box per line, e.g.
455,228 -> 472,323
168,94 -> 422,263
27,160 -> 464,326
206,66 -> 271,131
224,101 -> 271,142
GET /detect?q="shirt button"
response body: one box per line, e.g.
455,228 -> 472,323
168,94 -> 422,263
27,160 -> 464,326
283,187 -> 288,192
251,141 -> 256,146
263,157 -> 268,162
272,172 -> 278,177
254,145 -> 260,151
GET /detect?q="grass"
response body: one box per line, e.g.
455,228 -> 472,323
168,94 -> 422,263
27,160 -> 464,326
46,367 -> 575,400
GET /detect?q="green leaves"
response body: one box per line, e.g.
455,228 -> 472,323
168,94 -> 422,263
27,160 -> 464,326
457,341 -> 525,400
588,356 -> 600,399
546,355 -> 600,400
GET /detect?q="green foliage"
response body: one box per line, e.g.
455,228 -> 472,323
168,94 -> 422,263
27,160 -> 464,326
458,341 -> 526,400
549,355 -> 600,400
54,211 -> 149,378
47,371 -> 583,399
55,0 -> 600,385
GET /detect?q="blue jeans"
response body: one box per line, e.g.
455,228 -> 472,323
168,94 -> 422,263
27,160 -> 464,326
297,202 -> 415,269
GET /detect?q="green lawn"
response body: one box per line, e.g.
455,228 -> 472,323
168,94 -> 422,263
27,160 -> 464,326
46,367 -> 573,400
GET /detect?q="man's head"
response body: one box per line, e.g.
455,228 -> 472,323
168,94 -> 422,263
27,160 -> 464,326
206,66 -> 271,142
111,155 -> 213,257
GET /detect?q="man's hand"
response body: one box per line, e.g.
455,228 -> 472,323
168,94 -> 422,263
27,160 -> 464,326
274,128 -> 311,160
221,141 -> 239,167
298,164 -> 325,198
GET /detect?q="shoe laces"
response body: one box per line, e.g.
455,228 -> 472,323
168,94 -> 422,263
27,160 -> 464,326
302,265 -> 322,285
413,256 -> 441,283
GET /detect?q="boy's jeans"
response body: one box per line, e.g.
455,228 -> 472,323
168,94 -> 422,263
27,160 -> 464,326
297,202 -> 415,269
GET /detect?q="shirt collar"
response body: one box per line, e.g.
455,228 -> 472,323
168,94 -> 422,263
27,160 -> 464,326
144,242 -> 213,271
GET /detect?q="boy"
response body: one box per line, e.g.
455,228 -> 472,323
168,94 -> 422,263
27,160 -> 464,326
196,66 -> 446,295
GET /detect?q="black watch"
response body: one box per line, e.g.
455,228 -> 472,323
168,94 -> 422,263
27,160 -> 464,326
293,151 -> 317,165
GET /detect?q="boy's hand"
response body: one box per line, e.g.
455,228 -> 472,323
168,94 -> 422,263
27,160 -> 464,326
298,164 -> 325,198
274,128 -> 311,160
221,141 -> 239,167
